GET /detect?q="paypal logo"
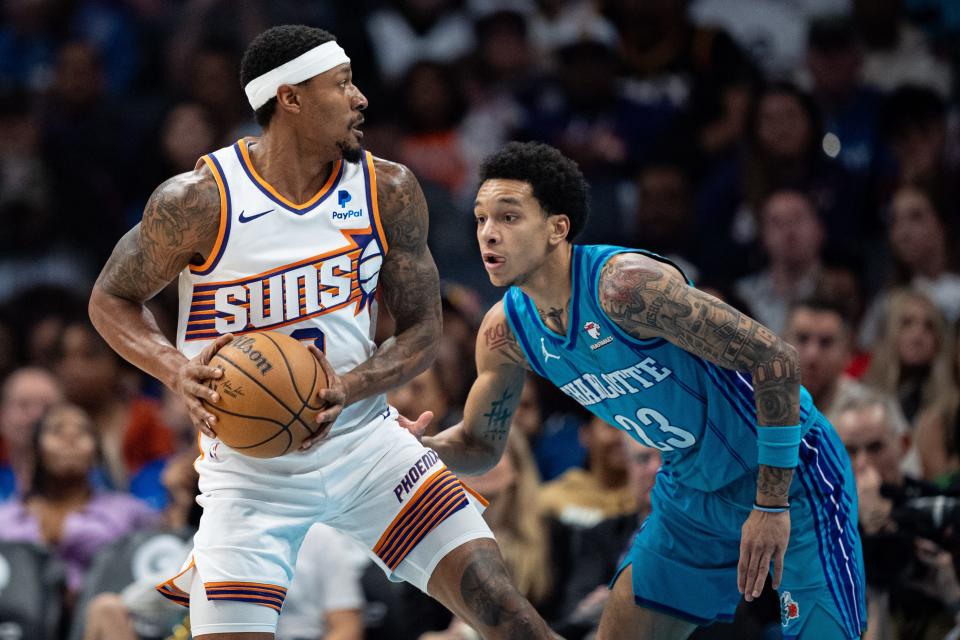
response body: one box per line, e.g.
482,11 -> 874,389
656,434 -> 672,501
332,209 -> 364,221
338,190 -> 352,207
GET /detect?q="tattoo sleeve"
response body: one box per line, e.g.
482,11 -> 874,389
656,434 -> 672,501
598,254 -> 800,502
339,160 -> 441,404
89,169 -> 220,387
97,171 -> 220,302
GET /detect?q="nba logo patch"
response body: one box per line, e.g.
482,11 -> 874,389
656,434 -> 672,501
584,321 -> 601,339
780,591 -> 800,627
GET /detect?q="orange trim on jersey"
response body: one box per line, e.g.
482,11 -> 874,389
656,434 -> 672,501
460,481 -> 490,507
238,138 -> 341,210
365,151 -> 388,254
189,155 -> 229,274
205,580 -> 287,594
385,489 -> 466,568
187,244 -> 361,289
373,467 -> 449,553
154,556 -> 195,605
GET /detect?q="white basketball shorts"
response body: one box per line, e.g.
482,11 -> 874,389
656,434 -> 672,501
155,407 -> 492,635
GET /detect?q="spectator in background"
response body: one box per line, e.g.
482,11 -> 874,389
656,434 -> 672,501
138,102 -> 217,199
885,185 -> 960,322
550,439 -> 660,640
514,375 -> 587,482
539,415 -> 634,528
40,40 -> 129,264
395,60 -> 470,201
459,10 -> 535,195
128,388 -> 198,510
697,83 -> 862,279
366,0 -> 474,85
913,319 -> 960,484
631,160 -> 700,279
78,449 -> 200,640
518,31 -> 675,245
834,391 -> 960,640
783,296 -> 871,421
388,361 -> 460,437
424,431 -> 552,639
803,15 -> 885,181
0,0 -> 61,91
877,86 -> 960,222
0,366 -> 63,499
604,0 -> 756,157
854,0 -> 953,96
864,288 -> 957,426
0,403 -> 157,599
0,88 -> 50,211
734,189 -> 824,334
53,320 -> 174,491
189,41 -> 255,141
275,524 -> 365,640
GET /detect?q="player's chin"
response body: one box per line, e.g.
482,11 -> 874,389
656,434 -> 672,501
339,140 -> 364,163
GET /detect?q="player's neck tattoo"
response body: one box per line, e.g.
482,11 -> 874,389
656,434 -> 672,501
538,306 -> 566,334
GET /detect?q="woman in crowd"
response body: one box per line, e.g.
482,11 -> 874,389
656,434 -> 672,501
0,403 -> 158,600
860,184 -> 960,348
913,318 -> 960,484
864,289 -> 957,430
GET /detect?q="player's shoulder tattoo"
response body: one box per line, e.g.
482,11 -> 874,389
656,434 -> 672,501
372,156 -> 428,254
597,252 -> 680,338
480,303 -> 530,370
96,166 -> 221,302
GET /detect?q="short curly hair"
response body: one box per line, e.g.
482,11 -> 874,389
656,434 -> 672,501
479,142 -> 590,241
240,25 -> 337,128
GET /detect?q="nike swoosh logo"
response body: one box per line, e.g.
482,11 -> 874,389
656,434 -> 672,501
238,208 -> 275,223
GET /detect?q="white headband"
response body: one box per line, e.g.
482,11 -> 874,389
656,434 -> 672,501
244,41 -> 351,110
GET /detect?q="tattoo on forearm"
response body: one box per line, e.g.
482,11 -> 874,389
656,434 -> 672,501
459,547 -> 540,634
345,161 -> 440,397
757,465 -> 794,502
483,321 -> 528,368
482,388 -> 515,441
97,172 -> 220,302
599,256 -> 800,426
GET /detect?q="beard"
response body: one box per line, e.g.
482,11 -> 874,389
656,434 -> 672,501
338,139 -> 364,163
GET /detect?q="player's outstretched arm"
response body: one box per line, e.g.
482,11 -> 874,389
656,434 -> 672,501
336,159 -> 441,405
89,167 -> 226,434
422,302 -> 529,475
598,252 -> 798,599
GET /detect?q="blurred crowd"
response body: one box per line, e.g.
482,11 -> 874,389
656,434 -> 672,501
1,0 -> 960,638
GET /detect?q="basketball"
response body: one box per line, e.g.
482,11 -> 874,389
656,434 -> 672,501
202,331 -> 327,458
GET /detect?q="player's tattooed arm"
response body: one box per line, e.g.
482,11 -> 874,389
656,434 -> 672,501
90,168 -> 221,388
338,159 -> 442,405
598,253 -> 800,500
424,302 -> 528,474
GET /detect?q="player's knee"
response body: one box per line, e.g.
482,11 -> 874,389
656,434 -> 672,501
430,540 -> 550,638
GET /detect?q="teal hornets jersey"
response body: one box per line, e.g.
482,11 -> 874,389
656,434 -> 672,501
503,244 -> 818,493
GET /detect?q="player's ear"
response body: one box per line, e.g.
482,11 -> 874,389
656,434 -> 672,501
276,84 -> 302,115
548,213 -> 570,246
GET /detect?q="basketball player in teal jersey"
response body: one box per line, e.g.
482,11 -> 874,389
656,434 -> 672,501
404,142 -> 867,639
89,25 -> 556,640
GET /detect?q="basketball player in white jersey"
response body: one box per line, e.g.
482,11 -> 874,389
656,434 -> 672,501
89,25 -> 555,640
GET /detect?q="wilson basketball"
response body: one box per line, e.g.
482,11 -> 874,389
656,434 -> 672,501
203,331 -> 327,458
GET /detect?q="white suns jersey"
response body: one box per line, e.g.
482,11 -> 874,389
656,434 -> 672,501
176,138 -> 389,435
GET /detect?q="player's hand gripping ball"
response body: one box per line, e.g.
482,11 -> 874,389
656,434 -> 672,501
202,332 -> 328,457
